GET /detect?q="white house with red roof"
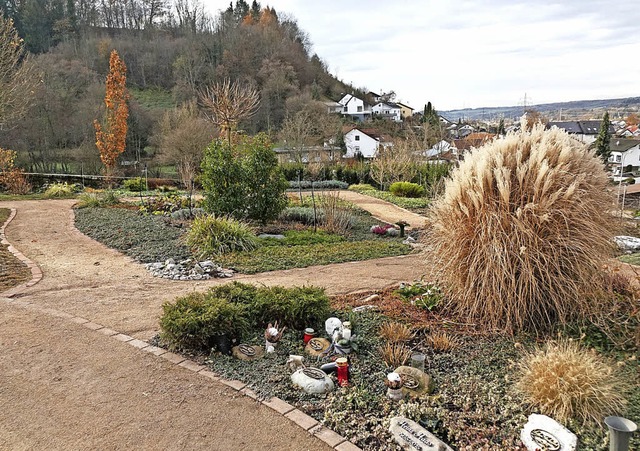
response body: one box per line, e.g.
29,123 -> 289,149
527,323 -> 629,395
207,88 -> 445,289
343,127 -> 392,159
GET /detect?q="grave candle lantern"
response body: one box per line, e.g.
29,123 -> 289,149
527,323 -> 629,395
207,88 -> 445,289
336,357 -> 349,387
303,328 -> 316,344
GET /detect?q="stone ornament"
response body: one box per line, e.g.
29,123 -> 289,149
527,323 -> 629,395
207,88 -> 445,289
286,354 -> 305,372
291,367 -> 334,394
231,344 -> 264,361
305,337 -> 331,356
325,317 -> 343,341
520,414 -> 577,451
394,366 -> 433,397
389,416 -> 453,451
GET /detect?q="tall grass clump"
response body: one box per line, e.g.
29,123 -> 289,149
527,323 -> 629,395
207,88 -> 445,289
75,191 -> 121,208
515,340 -> 629,424
186,214 -> 258,257
427,124 -> 615,333
319,191 -> 356,234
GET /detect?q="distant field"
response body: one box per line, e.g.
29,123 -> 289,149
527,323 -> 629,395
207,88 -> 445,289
129,88 -> 175,110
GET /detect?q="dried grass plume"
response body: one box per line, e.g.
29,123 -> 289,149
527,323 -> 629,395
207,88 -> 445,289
515,340 -> 628,424
426,124 -> 615,333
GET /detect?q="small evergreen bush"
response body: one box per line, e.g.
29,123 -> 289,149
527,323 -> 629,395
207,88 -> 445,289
160,293 -> 249,351
122,177 -> 146,191
186,214 -> 258,257
389,181 -> 425,198
250,285 -> 331,329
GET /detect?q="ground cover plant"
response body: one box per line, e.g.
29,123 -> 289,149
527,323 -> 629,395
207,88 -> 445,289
160,284 -> 638,450
74,207 -> 190,262
0,208 -> 32,291
427,124 -> 615,334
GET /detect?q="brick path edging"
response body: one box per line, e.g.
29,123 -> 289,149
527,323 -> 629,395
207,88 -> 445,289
0,206 -> 362,451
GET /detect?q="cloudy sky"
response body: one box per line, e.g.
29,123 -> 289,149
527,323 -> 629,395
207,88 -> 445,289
202,0 -> 640,111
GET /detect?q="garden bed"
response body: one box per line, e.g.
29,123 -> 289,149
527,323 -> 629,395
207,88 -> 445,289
158,284 -> 639,451
73,199 -> 413,272
348,186 -> 430,213
0,208 -> 32,291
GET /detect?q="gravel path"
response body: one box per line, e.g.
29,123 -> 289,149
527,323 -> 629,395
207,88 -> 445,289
0,198 -> 428,450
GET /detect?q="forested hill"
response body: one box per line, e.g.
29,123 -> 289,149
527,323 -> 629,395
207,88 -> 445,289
0,0 -> 356,174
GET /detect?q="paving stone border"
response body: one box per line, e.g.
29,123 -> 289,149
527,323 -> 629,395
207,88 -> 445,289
0,206 -> 362,451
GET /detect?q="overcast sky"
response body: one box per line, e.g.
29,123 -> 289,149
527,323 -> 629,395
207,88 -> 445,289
202,1 -> 640,111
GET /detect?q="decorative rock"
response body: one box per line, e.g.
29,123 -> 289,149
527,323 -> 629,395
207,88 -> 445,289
394,366 -> 433,397
614,235 -> 640,252
144,259 -> 234,280
520,414 -> 577,451
232,344 -> 264,361
389,416 -> 453,451
291,367 -> 334,394
305,337 -> 331,356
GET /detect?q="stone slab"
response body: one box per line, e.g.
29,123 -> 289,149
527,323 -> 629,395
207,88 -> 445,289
389,416 -> 452,451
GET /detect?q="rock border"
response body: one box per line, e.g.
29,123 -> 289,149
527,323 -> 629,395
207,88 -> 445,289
0,207 -> 362,451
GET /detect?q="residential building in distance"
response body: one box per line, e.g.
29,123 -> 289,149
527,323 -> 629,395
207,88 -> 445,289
608,138 -> 640,175
337,93 -> 372,121
397,102 -> 414,120
343,127 -> 392,159
372,102 -> 402,122
546,120 -> 615,145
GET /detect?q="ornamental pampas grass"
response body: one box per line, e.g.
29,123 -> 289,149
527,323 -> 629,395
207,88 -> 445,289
515,340 -> 628,424
427,124 -> 615,333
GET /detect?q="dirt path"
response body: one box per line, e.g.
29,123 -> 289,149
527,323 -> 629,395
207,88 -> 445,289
312,190 -> 428,229
0,198 -> 429,450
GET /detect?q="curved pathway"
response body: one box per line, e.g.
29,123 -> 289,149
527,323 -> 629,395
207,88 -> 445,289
0,198 -> 428,450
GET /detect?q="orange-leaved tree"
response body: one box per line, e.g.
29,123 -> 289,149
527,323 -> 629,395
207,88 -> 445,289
94,50 -> 129,182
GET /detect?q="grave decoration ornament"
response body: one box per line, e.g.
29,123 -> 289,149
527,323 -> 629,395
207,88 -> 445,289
386,372 -> 404,401
389,416 -> 453,451
291,367 -> 335,394
231,344 -> 264,361
520,414 -> 577,451
264,321 -> 285,353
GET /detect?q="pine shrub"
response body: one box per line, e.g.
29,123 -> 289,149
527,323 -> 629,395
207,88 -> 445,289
160,292 -> 249,351
427,124 -> 614,333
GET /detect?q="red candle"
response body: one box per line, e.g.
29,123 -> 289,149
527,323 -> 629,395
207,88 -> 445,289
336,357 -> 349,387
303,328 -> 316,344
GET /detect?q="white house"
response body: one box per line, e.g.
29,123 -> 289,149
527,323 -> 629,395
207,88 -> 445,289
372,102 -> 402,122
338,94 -> 371,121
343,128 -> 390,159
608,138 -> 640,175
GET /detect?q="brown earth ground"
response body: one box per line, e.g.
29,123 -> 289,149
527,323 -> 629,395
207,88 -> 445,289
0,197 -> 428,450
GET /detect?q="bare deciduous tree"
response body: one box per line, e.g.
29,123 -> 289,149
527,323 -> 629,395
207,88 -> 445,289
369,139 -> 418,190
199,78 -> 259,144
0,15 -> 39,130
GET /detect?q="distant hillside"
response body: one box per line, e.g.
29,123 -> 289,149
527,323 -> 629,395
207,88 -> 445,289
442,97 -> 640,122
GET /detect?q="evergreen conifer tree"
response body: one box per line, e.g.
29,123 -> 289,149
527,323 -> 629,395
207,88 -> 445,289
595,111 -> 611,164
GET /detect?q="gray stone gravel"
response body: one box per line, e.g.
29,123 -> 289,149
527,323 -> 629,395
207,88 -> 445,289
144,258 -> 234,280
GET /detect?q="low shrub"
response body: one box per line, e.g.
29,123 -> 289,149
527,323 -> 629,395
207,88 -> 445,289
288,180 -> 349,190
378,322 -> 414,343
190,282 -> 330,330
160,292 -> 249,351
348,183 -> 376,192
515,340 -> 629,424
170,208 -> 205,221
371,224 -> 394,235
186,215 -> 258,258
122,177 -> 146,192
389,181 -> 425,198
319,191 -> 357,234
75,191 -> 121,208
427,331 -> 460,352
379,342 -> 411,368
147,178 -> 177,189
140,193 -> 192,214
250,285 -> 331,329
279,206 -> 325,225
43,182 -> 76,198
